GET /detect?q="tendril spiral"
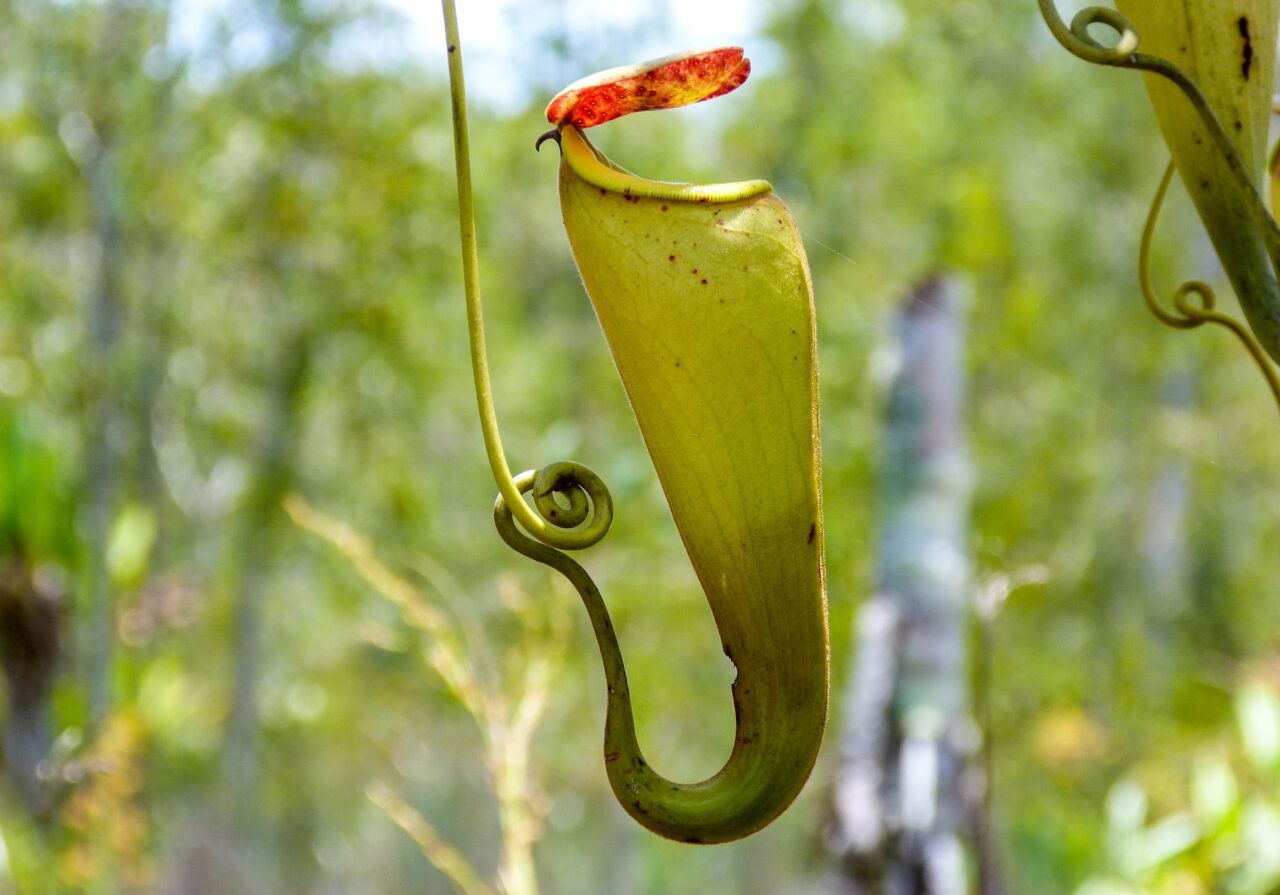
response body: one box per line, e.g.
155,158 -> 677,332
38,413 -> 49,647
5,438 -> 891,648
1037,1 -> 1280,254
1039,1 -> 1280,410
1037,0 -> 1138,64
523,460 -> 614,548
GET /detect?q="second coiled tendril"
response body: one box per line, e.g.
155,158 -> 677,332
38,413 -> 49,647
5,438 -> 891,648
1039,0 -> 1280,417
1037,0 -> 1269,215
1037,0 -> 1137,65
1141,161 -> 1280,416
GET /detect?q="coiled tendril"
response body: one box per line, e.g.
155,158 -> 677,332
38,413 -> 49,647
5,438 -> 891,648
1036,1 -> 1258,194
1039,0 -> 1280,417
442,0 -> 613,551
1038,1 -> 1138,64
1140,162 -> 1280,415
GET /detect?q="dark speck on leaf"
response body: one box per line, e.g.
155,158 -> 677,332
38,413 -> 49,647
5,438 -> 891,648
661,205 -> 668,212
808,523 -> 816,545
668,254 -> 675,261
701,279 -> 708,285
447,44 -> 456,52
1240,16 -> 1254,79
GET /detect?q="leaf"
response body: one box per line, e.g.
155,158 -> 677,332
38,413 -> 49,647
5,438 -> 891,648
1108,778 -> 1149,838
1191,753 -> 1239,830
1236,681 -> 1280,773
1240,797 -> 1280,886
555,127 -> 827,842
106,503 -> 158,591
1125,813 -> 1200,875
1115,0 -> 1277,182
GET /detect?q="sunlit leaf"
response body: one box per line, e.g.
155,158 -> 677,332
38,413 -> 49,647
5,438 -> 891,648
106,503 -> 158,591
1125,813 -> 1200,875
1191,753 -> 1239,830
1240,798 -> 1280,885
1108,778 -> 1149,838
1236,682 -> 1280,773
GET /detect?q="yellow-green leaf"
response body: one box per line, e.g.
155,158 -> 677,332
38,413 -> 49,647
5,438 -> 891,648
1116,0 -> 1277,185
555,125 -> 827,843
107,503 -> 158,591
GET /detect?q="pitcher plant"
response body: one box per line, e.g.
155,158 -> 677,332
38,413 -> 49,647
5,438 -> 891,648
442,2 -> 828,844
1039,0 -> 1280,411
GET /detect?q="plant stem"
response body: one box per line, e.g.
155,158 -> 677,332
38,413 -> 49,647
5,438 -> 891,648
440,0 -> 612,552
439,0 -> 519,513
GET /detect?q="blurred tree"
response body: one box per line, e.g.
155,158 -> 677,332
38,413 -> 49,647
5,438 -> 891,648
826,276 -> 980,895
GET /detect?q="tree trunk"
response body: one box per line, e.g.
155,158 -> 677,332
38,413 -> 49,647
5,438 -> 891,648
217,332 -> 309,889
0,557 -> 63,819
83,130 -> 126,723
827,275 -> 983,895
1139,370 -> 1193,699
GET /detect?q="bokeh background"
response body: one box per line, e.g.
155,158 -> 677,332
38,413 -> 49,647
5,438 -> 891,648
3,0 -> 1280,892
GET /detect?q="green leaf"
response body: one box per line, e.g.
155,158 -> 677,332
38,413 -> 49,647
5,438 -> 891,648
1192,753 -> 1240,829
1236,682 -> 1280,773
1107,778 -> 1149,838
556,125 -> 827,842
106,503 -> 158,590
1126,813 -> 1200,875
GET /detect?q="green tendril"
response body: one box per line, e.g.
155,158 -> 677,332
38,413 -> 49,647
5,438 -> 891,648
1140,160 -> 1280,416
1037,3 -> 1240,180
493,471 -> 632,731
1040,0 -> 1280,389
1037,0 -> 1138,65
441,0 -> 613,550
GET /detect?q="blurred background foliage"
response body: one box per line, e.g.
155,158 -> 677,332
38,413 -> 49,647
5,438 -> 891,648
1,0 -> 1279,892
